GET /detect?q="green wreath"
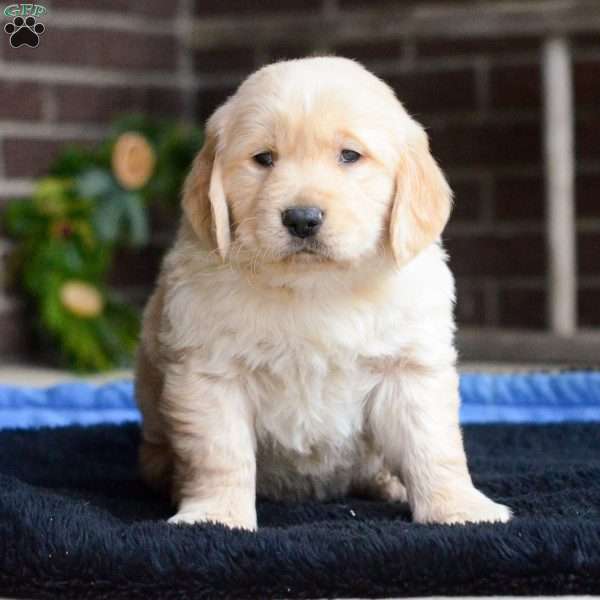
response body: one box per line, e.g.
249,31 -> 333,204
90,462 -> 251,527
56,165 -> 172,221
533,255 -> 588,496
4,115 -> 203,372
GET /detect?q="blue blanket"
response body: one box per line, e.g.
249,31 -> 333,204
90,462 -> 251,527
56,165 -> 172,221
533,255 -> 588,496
0,372 -> 599,429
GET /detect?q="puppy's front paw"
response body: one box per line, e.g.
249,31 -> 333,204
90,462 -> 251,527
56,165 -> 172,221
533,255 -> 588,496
168,498 -> 257,531
415,489 -> 511,525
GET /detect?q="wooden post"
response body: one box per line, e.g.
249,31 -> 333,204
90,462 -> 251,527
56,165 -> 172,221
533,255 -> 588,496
542,36 -> 577,336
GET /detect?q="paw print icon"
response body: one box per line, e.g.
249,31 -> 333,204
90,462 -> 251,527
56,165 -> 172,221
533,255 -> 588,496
4,16 -> 45,48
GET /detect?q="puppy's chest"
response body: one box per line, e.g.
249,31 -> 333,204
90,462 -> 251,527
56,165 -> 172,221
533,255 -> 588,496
243,337 -> 376,457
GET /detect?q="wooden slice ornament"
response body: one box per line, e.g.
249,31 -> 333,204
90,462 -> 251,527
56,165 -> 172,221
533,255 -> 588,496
60,280 -> 104,318
112,132 -> 156,190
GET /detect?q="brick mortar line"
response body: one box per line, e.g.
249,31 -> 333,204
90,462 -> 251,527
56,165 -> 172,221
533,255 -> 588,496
0,61 -> 200,90
187,8 -> 600,49
334,54 -> 488,76
572,48 -> 600,60
579,160 -> 600,173
578,107 -> 600,118
458,275 -> 600,289
445,169 -> 491,181
448,220 -> 600,235
44,10 -> 177,36
501,278 -> 600,289
426,110 -> 541,126
198,46 -> 543,71
447,164 -> 599,179
457,276 -> 548,288
0,178 -> 35,196
579,277 -> 600,288
446,223 -> 545,236
0,121 -> 108,139
194,71 -> 252,88
338,55 -> 541,74
495,279 -> 546,289
578,219 -> 600,232
445,165 -> 545,178
412,54 -> 542,70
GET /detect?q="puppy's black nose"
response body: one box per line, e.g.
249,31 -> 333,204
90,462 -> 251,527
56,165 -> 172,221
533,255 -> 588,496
282,206 -> 324,238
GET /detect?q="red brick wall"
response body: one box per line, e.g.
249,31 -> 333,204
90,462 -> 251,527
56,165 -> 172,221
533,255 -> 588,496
1,0 -> 599,358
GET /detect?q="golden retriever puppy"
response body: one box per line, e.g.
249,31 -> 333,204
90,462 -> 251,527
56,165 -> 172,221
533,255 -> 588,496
135,56 -> 511,530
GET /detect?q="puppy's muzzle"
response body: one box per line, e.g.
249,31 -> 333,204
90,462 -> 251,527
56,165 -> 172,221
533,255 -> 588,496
282,206 -> 323,239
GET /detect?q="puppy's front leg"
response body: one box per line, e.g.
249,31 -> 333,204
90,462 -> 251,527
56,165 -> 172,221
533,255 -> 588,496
162,363 -> 257,530
369,366 -> 511,525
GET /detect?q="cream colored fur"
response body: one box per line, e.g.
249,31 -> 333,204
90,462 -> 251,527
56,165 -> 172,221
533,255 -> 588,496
135,57 -> 511,530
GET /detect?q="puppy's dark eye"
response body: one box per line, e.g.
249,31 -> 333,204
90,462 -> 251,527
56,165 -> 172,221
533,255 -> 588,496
340,149 -> 361,164
253,151 -> 274,167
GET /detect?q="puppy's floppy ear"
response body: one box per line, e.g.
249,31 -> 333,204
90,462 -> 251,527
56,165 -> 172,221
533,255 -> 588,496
389,127 -> 452,267
182,106 -> 231,259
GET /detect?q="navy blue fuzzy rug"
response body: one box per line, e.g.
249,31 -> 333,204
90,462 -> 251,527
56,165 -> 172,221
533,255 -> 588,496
1,423 -> 600,598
